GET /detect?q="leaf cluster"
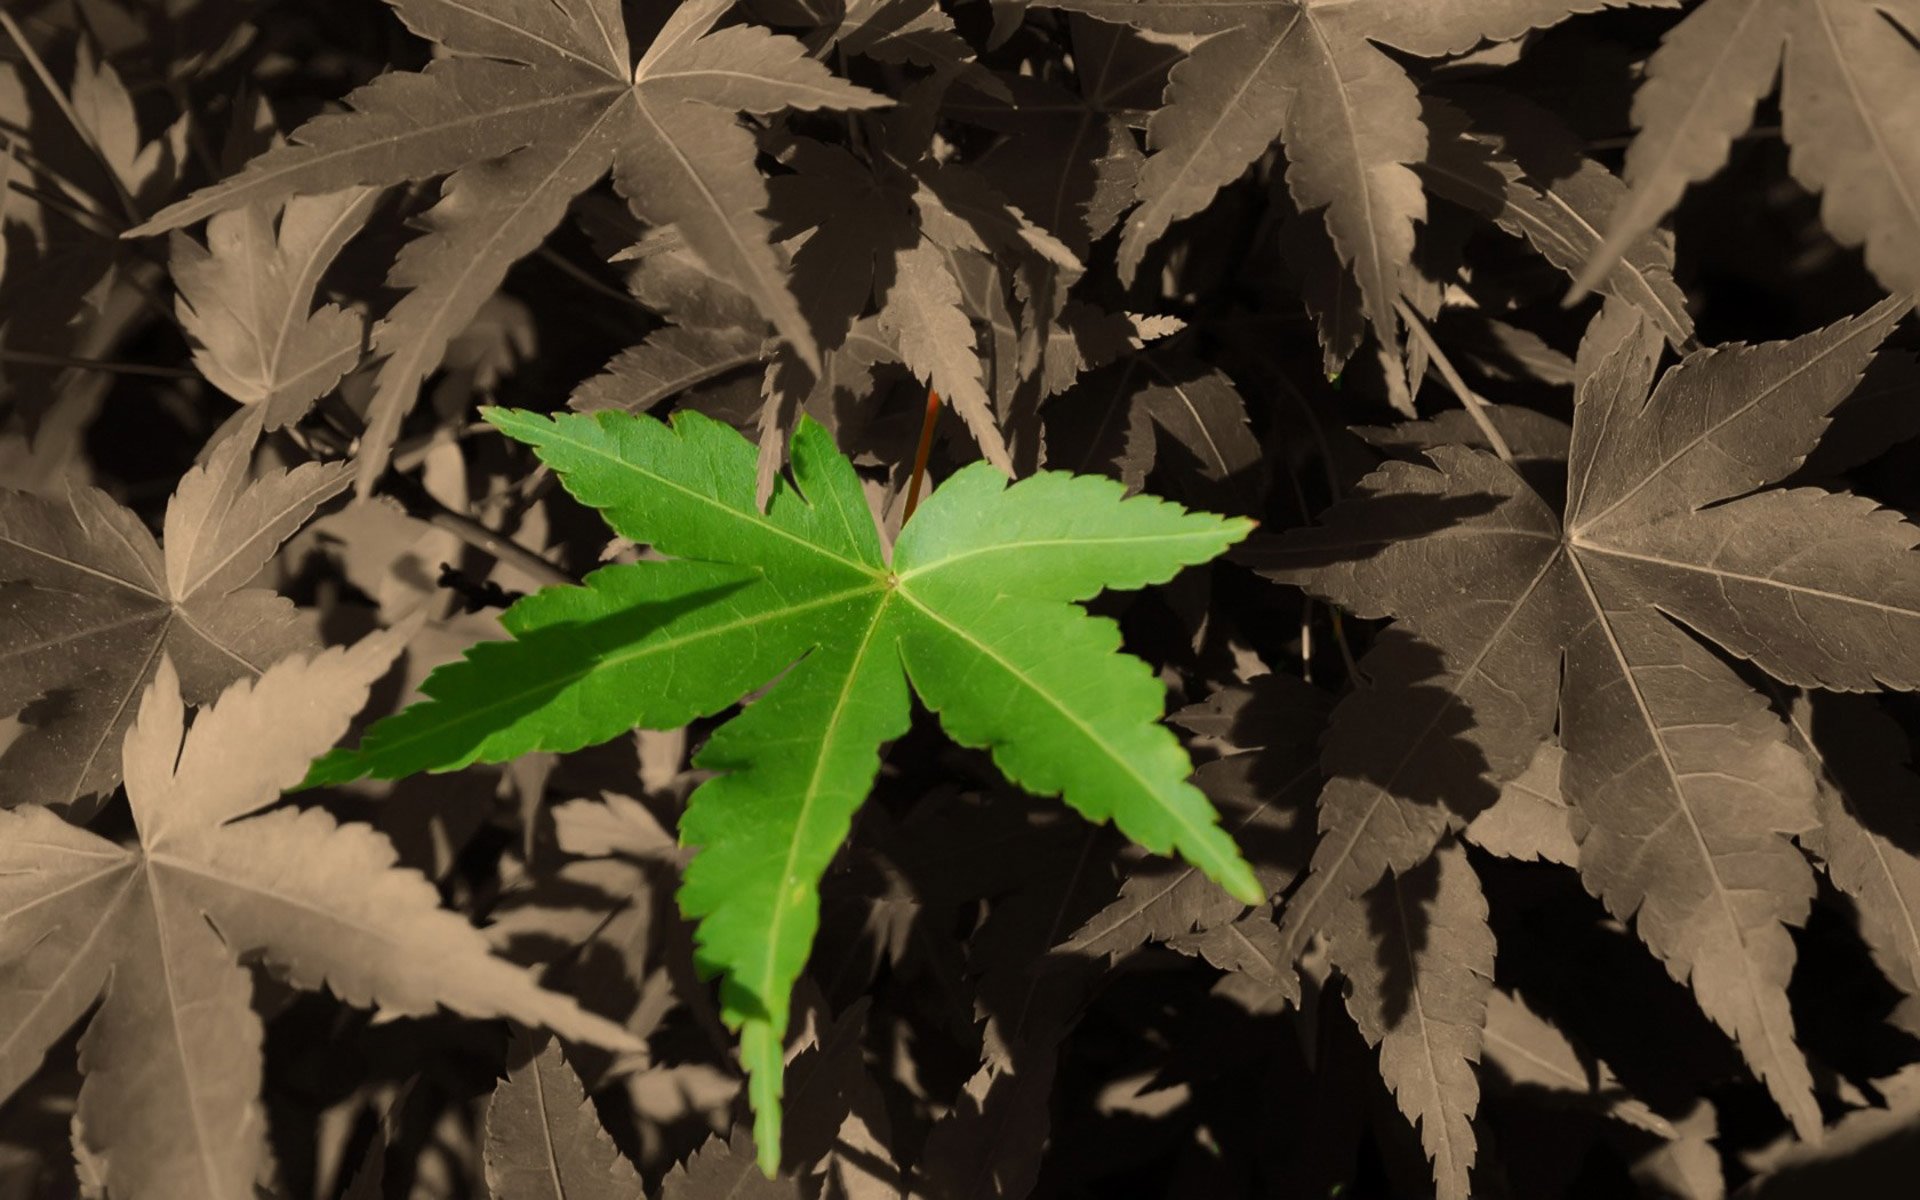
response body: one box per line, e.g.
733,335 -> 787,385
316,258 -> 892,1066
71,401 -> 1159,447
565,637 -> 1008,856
4,1 -> 1920,1198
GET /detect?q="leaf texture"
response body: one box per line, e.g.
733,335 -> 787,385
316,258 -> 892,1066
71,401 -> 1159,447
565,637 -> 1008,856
661,1132 -> 805,1200
483,1035 -> 643,1200
1465,744 -> 1578,866
1577,0 -> 1920,302
570,324 -> 767,415
1258,297 -> 1917,1138
1038,0 -> 1673,372
169,187 -> 378,427
0,636 -> 638,1200
0,432 -> 345,809
878,238 -> 1012,471
131,0 -> 889,492
1329,839 -> 1494,1200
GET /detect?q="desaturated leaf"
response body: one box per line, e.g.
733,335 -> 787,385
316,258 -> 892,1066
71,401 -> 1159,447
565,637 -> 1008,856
1169,902 -> 1294,993
910,1057 -> 1054,1200
769,137 -> 918,352
1795,347 -> 1920,480
662,1131 -> 808,1200
609,221 -> 767,333
1465,743 -> 1578,866
1045,354 -> 1264,513
780,997 -> 877,1173
0,635 -> 638,1200
131,0 -> 891,493
1356,403 -> 1572,467
69,39 -> 182,204
1256,297 -> 1918,1137
1329,839 -> 1494,1200
483,1035 -> 643,1200
1482,987 -> 1676,1138
169,187 -> 378,427
1578,0 -> 1920,303
1736,1064 -> 1920,1198
571,325 -> 768,415
878,238 -> 1012,471
1787,692 -> 1920,1000
302,406 -> 1257,1170
1418,94 -> 1693,349
832,0 -> 1005,99
1634,1100 -> 1726,1200
0,431 -> 347,809
1036,1 -> 1676,371
952,21 -> 1156,255
552,791 -> 678,862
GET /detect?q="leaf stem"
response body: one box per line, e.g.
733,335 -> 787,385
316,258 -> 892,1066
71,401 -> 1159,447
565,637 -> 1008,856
385,471 -> 576,590
1278,432 -> 1360,684
1393,298 -> 1515,465
0,11 -> 141,226
2,136 -> 116,218
0,348 -> 197,378
2,174 -> 121,240
534,246 -> 652,315
902,386 -> 941,522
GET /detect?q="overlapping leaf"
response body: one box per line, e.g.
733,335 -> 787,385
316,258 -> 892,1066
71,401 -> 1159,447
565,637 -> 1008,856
302,404 -> 1258,1171
1418,94 -> 1694,350
1035,0 -> 1678,379
483,1035 -> 643,1200
1481,988 -> 1674,1137
1061,673 -> 1324,959
0,636 -> 640,1200
1577,0 -> 1920,302
131,0 -> 890,492
0,431 -> 345,809
1328,838 -> 1494,1200
168,186 -> 378,428
1254,296 -> 1919,1147
1787,692 -> 1920,1002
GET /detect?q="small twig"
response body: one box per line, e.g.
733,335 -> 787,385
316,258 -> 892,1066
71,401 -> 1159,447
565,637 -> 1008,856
1393,298 -> 1515,465
534,246 -> 651,314
165,78 -> 221,180
1298,597 -> 1314,685
386,472 -> 575,590
0,348 -> 197,378
3,136 -> 116,216
0,10 -> 141,226
1269,369 -> 1342,502
1326,605 -> 1359,683
435,562 -> 525,613
1279,432 -> 1360,683
2,174 -> 120,240
901,386 -> 941,522
390,421 -> 507,472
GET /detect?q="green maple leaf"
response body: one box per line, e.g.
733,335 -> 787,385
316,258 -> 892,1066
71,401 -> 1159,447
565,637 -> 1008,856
129,0 -> 890,493
303,406 -> 1259,1172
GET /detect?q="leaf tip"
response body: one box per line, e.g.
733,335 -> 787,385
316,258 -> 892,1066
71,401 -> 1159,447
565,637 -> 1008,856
1224,862 -> 1264,908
